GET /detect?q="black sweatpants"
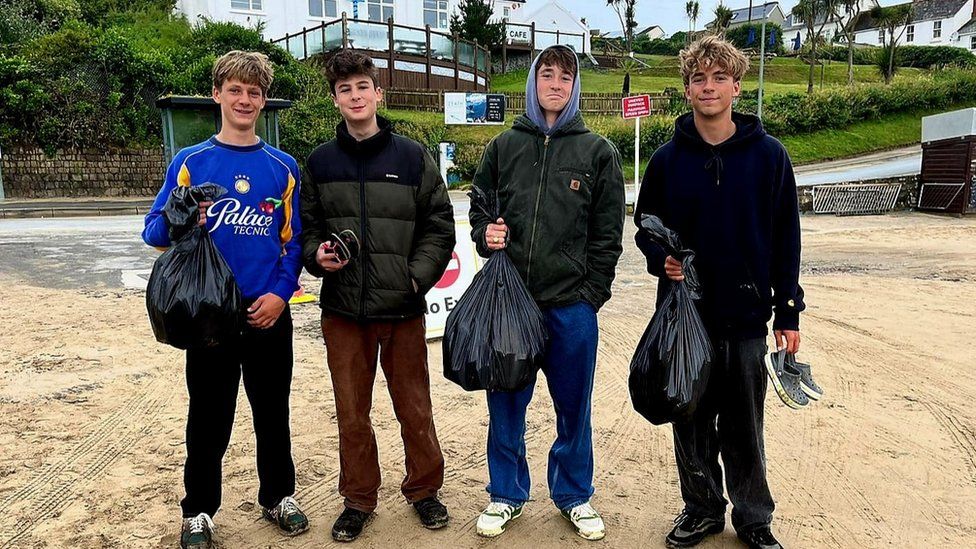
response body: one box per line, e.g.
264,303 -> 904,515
180,307 -> 296,518
672,337 -> 774,533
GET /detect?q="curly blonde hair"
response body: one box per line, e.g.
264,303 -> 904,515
679,35 -> 749,86
212,50 -> 274,96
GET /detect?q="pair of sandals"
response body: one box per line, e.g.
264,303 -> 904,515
765,349 -> 823,409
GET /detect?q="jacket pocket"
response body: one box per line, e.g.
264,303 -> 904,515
559,242 -> 586,276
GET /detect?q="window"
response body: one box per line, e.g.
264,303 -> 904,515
934,21 -> 942,39
971,36 -> 976,50
878,29 -> 885,44
367,0 -> 394,22
906,24 -> 914,42
423,0 -> 449,29
230,0 -> 261,11
504,7 -> 510,17
309,0 -> 337,18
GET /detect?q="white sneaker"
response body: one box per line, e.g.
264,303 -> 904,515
561,502 -> 605,541
476,502 -> 523,538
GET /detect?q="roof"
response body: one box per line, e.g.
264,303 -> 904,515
729,2 -> 781,22
912,0 -> 969,23
706,1 -> 782,28
637,25 -> 664,36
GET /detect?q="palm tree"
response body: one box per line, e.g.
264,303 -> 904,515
685,1 -> 700,45
872,2 -> 913,84
793,0 -> 841,93
713,3 -> 733,36
834,0 -> 865,85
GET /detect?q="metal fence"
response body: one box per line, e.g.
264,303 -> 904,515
812,183 -> 902,215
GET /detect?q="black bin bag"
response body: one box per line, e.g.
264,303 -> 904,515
629,214 -> 713,425
442,187 -> 548,392
146,183 -> 243,350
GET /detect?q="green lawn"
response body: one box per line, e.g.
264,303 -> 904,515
491,56 -> 925,95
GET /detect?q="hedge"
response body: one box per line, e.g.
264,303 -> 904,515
817,44 -> 976,69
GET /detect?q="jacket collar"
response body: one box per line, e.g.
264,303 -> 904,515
336,115 -> 393,156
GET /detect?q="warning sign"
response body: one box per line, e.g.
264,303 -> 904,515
425,218 -> 483,339
622,94 -> 652,119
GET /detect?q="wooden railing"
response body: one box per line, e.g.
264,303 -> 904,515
384,89 -> 671,115
269,13 -> 492,90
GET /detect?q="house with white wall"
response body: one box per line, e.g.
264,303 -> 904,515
706,2 -> 787,30
851,0 -> 976,51
175,0 -> 550,41
781,0 -> 874,51
505,0 -> 590,52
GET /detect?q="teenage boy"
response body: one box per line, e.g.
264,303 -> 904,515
468,45 -> 625,541
300,50 -> 455,542
142,50 -> 308,549
633,36 -> 804,549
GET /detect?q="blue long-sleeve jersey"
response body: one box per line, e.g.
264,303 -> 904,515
142,136 -> 303,303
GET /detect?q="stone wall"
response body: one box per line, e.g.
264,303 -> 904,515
1,146 -> 165,198
797,174 -> 919,213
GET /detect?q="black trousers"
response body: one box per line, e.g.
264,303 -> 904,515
180,307 -> 296,518
672,337 -> 774,533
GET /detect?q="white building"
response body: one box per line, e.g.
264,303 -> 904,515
706,2 -> 787,30
505,0 -> 591,52
851,0 -> 976,51
782,0 -> 875,52
175,0 -> 534,40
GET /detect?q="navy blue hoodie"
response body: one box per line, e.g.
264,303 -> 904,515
634,111 -> 805,338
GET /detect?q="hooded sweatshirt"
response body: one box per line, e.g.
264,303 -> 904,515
633,112 -> 805,338
469,46 -> 625,310
525,45 -> 581,135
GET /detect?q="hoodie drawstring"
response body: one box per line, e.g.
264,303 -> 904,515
704,148 -> 724,186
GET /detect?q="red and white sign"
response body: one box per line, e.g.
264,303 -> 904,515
622,94 -> 652,119
435,251 -> 461,289
424,218 -> 484,340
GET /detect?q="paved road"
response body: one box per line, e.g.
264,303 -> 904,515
794,145 -> 921,187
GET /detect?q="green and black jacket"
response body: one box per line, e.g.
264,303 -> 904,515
470,113 -> 625,310
301,117 -> 455,320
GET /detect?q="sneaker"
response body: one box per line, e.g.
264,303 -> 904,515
413,496 -> 450,529
665,511 -> 724,548
180,513 -> 216,549
789,356 -> 823,400
331,507 -> 374,542
475,502 -> 523,538
738,526 -> 784,549
560,502 -> 606,541
764,349 -> 809,409
262,496 -> 309,536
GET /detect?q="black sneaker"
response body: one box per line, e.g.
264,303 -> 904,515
413,496 -> 450,529
262,496 -> 309,536
332,507 -> 375,542
180,513 -> 216,549
665,511 -> 725,548
738,526 -> 784,549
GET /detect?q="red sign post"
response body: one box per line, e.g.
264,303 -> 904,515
622,94 -> 652,197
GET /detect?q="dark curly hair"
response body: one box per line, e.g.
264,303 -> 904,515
325,50 -> 380,94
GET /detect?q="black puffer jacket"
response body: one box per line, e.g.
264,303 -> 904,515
301,117 -> 455,320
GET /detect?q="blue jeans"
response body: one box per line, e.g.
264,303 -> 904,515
485,301 -> 599,510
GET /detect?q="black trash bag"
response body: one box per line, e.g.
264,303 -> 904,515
146,183 -> 243,350
442,186 -> 548,392
629,214 -> 713,425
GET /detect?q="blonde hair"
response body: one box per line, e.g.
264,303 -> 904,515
679,36 -> 749,86
212,50 -> 274,96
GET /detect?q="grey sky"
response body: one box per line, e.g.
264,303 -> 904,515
549,0 -> 903,36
